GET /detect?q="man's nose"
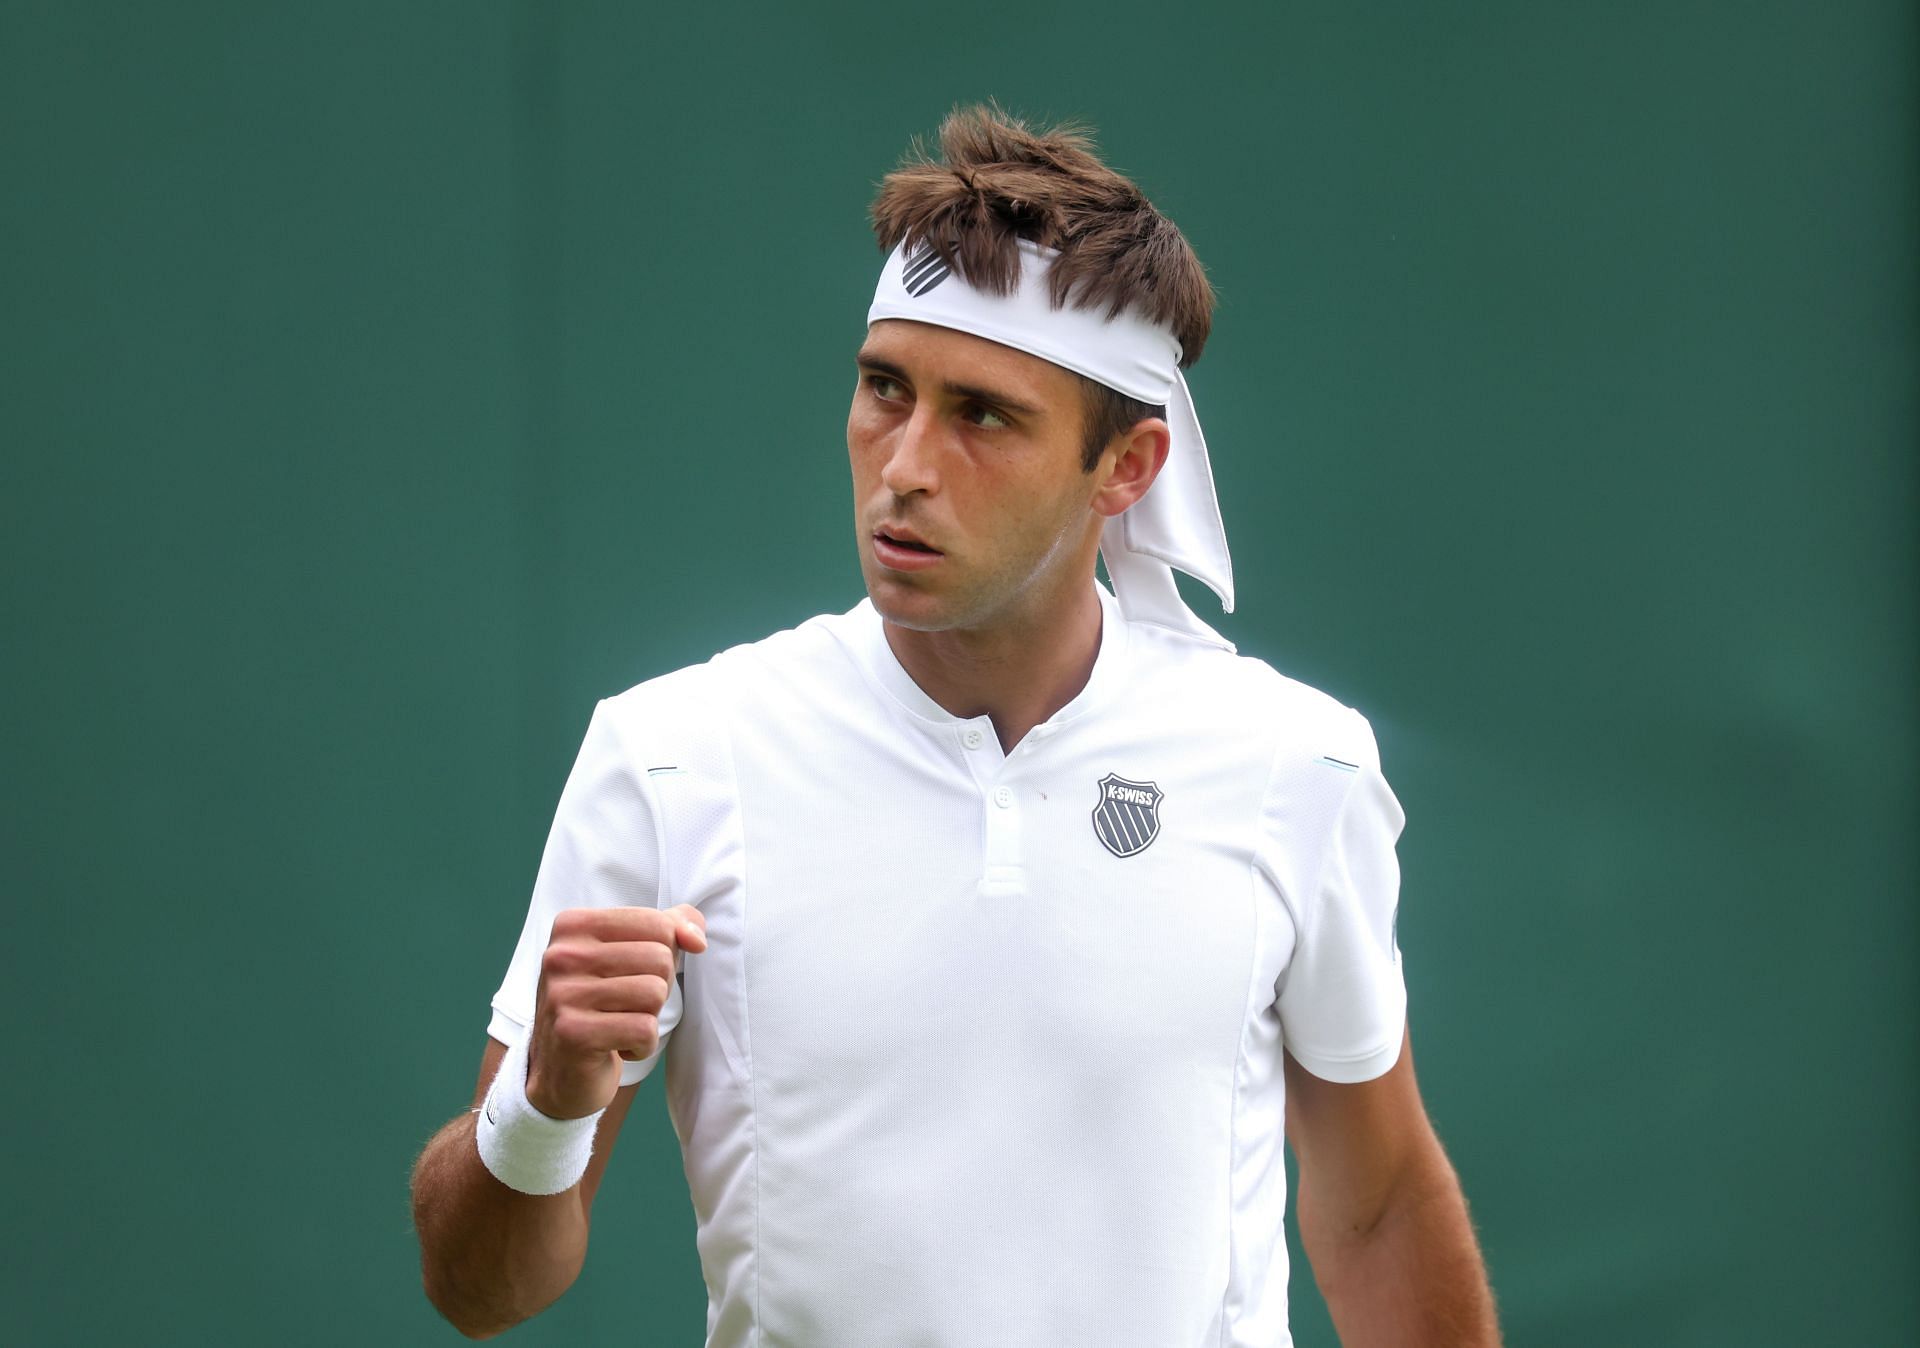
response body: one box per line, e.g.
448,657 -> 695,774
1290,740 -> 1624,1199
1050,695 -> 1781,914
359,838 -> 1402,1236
880,404 -> 942,497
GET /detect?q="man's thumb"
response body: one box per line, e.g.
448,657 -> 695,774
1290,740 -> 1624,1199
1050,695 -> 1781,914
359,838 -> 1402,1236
668,904 -> 708,951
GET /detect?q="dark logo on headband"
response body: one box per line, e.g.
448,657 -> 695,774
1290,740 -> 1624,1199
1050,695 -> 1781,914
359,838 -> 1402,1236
902,242 -> 952,297
1092,773 -> 1163,859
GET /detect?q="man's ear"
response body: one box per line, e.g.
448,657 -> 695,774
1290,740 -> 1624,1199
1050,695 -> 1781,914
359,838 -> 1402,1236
1091,418 -> 1172,519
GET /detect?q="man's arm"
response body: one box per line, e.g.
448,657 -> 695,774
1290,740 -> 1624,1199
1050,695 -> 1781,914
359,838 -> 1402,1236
1285,1026 -> 1499,1346
410,903 -> 701,1336
409,1037 -> 642,1339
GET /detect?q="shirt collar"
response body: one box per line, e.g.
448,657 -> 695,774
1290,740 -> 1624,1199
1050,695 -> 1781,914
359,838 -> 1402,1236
843,580 -> 1130,733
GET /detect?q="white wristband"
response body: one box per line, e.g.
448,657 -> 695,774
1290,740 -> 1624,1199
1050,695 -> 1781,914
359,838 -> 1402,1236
474,1033 -> 605,1196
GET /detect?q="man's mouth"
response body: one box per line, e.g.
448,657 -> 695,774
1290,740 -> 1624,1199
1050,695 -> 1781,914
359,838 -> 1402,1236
872,528 -> 946,571
875,529 -> 941,555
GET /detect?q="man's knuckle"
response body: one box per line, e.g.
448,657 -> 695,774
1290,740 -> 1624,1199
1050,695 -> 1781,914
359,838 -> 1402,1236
539,970 -> 583,1006
551,1006 -> 590,1044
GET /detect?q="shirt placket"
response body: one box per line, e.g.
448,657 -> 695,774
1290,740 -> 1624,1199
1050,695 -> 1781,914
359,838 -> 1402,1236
952,719 -> 1026,898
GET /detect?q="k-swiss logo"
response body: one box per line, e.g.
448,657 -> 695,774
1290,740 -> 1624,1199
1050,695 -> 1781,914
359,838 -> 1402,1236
902,242 -> 953,296
1092,773 -> 1164,858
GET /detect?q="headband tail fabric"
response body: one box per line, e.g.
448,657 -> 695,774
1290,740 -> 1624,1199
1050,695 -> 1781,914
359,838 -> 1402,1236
1099,366 -> 1234,648
1100,525 -> 1235,648
869,240 -> 1236,651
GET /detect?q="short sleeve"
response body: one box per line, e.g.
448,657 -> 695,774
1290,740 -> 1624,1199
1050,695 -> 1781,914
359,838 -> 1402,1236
1273,717 -> 1408,1083
487,700 -> 683,1086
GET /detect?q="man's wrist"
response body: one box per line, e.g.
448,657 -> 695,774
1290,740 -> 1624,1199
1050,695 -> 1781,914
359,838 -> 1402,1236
473,1035 -> 605,1196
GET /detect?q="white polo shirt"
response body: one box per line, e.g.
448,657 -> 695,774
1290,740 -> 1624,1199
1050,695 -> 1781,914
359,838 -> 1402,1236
488,580 -> 1407,1348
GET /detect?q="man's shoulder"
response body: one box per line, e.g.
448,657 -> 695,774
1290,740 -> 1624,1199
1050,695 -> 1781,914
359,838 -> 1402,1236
596,599 -> 870,729
1133,626 -> 1374,754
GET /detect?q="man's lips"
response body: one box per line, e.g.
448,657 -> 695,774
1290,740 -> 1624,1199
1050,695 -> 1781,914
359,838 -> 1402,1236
874,527 -> 941,555
872,527 -> 944,570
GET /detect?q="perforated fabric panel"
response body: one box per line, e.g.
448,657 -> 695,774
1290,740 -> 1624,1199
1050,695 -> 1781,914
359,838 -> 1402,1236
488,700 -> 676,1085
1265,710 -> 1409,1083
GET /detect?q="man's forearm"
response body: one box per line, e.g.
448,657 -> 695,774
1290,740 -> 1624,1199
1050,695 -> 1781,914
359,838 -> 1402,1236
1301,1153 -> 1499,1347
409,1111 -> 591,1339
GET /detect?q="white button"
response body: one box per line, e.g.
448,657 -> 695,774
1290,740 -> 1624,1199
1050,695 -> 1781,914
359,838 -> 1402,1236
962,728 -> 984,749
993,786 -> 1013,808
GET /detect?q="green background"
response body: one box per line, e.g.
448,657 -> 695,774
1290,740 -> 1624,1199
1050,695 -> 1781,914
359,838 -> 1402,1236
4,2 -> 1913,1343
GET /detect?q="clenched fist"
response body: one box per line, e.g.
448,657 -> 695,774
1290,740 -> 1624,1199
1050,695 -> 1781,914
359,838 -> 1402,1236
526,904 -> 707,1120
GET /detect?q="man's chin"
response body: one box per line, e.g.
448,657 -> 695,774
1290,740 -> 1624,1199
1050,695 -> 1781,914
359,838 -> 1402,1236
864,572 -> 962,633
867,591 -> 946,633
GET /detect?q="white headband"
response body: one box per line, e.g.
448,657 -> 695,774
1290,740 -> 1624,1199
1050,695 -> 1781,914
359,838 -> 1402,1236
867,238 -> 1235,650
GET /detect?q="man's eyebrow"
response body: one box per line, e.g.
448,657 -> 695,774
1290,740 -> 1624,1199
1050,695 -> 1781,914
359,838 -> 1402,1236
855,350 -> 1044,420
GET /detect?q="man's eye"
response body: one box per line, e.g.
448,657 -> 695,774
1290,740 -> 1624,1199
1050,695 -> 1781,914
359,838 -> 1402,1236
867,375 -> 904,400
966,404 -> 1010,430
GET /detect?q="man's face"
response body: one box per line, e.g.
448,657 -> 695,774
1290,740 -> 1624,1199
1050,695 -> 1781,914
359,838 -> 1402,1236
848,319 -> 1103,634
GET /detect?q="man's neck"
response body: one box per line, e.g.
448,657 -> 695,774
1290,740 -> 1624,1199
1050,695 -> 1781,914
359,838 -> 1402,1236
882,582 -> 1104,753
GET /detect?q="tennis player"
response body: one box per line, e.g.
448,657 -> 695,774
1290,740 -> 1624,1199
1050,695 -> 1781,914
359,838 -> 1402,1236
410,103 -> 1499,1346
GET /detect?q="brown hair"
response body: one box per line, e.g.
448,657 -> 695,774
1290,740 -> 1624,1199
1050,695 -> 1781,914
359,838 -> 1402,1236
870,103 -> 1214,469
